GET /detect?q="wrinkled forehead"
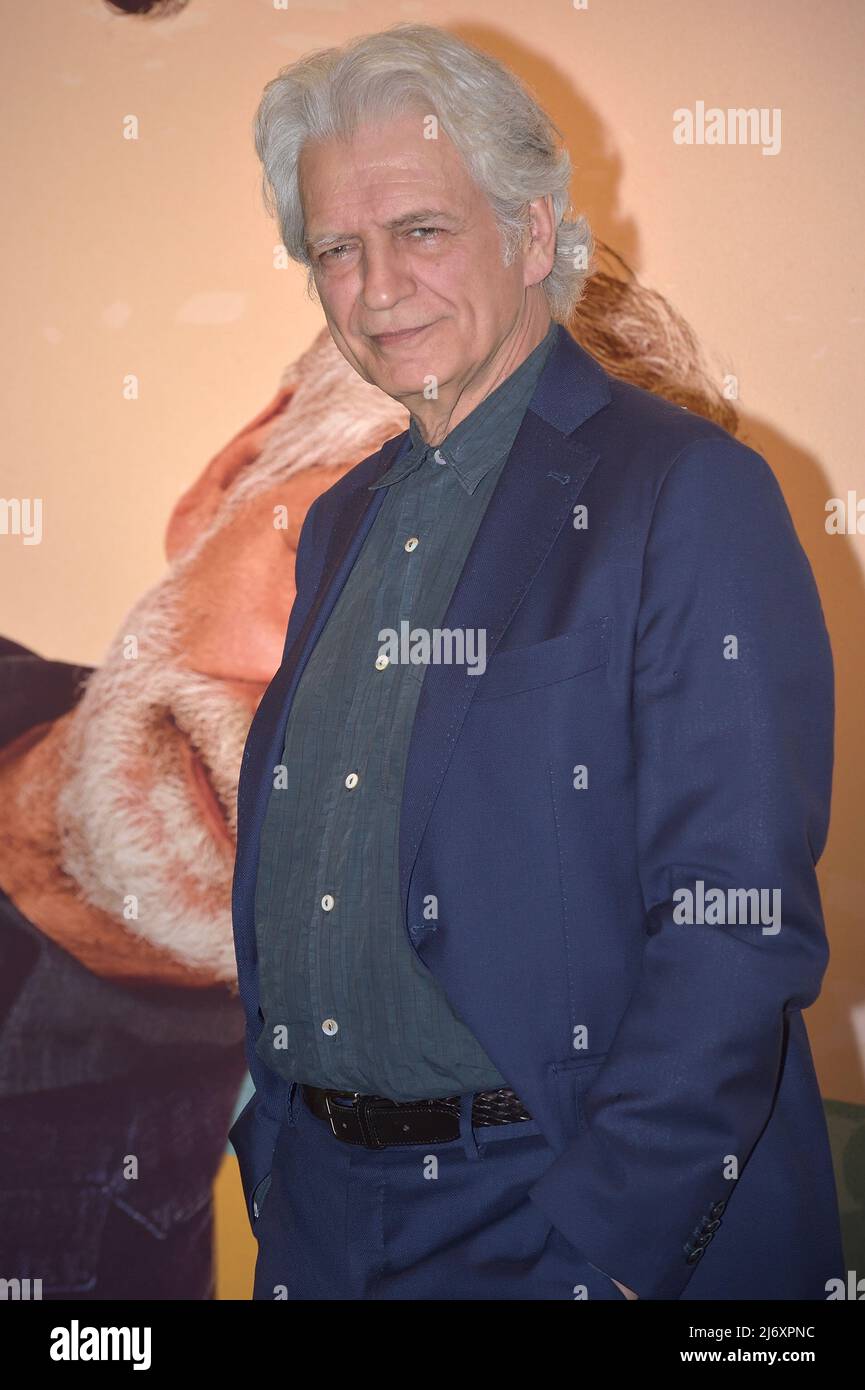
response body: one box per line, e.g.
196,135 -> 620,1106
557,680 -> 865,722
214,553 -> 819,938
298,107 -> 471,235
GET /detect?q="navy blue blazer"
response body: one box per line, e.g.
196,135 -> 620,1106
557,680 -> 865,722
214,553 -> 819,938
230,323 -> 844,1299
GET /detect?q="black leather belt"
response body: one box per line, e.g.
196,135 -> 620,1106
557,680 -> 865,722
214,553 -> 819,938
301,1084 -> 532,1148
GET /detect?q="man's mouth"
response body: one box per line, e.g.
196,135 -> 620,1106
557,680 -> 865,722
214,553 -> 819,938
371,323 -> 432,347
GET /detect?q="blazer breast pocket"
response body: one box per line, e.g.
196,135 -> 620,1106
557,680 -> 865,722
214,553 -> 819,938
470,616 -> 612,702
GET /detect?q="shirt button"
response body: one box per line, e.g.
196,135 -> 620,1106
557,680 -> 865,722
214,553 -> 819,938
344,772 -> 359,789
321,1018 -> 339,1036
433,449 -> 446,465
404,536 -> 419,552
321,893 -> 335,911
375,652 -> 389,670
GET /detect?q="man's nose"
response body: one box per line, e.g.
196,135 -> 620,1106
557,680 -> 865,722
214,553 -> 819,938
360,241 -> 414,311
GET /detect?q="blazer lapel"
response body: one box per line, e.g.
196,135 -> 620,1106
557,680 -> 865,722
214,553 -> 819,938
397,414 -> 601,923
396,323 -> 612,922
235,324 -> 613,959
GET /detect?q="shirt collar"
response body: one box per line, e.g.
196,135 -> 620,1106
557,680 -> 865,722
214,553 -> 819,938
369,321 -> 559,496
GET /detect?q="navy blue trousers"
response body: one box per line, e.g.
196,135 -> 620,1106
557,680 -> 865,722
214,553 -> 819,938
252,1087 -> 627,1300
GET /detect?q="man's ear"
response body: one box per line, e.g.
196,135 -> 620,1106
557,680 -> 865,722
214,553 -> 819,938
164,385 -> 295,561
523,194 -> 556,287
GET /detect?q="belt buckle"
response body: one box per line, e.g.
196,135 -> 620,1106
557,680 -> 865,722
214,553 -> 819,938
324,1091 -> 387,1149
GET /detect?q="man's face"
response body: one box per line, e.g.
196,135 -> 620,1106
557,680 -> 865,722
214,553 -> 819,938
299,108 -> 527,407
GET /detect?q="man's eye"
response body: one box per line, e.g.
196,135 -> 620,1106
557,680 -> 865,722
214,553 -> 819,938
319,228 -> 440,263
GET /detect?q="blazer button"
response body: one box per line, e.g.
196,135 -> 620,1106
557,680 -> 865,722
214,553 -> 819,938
685,1246 -> 705,1264
685,1229 -> 713,1258
709,1199 -> 728,1218
702,1217 -> 722,1234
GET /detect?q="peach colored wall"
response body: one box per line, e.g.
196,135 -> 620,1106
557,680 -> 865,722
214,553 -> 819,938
1,0 -> 863,1110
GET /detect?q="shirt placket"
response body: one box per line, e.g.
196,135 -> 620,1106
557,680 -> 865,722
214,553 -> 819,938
306,452 -> 445,1077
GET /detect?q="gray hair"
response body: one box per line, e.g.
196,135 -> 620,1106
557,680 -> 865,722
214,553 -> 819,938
253,23 -> 594,322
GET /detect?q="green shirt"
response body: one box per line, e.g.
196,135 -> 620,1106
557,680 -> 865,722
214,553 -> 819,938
254,322 -> 559,1099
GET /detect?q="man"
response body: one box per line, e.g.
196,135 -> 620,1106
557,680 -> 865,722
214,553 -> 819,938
0,255 -> 720,1303
231,23 -> 843,1299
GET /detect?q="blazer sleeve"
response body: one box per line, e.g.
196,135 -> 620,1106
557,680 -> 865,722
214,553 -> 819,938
526,435 -> 835,1299
229,493 -> 324,1230
281,494 -> 325,661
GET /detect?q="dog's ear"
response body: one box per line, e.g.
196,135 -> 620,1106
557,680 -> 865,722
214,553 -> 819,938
164,385 -> 296,560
